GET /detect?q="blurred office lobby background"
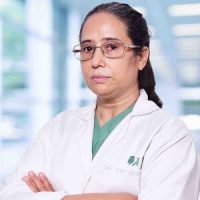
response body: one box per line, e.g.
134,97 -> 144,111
0,0 -> 200,188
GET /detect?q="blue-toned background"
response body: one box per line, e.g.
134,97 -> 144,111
0,0 -> 200,189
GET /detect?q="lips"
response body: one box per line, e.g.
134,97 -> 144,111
91,75 -> 110,83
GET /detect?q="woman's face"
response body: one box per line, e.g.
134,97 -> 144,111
80,12 -> 147,101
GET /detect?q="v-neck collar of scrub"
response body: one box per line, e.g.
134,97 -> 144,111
94,102 -> 135,129
92,103 -> 135,158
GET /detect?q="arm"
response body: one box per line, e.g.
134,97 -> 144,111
61,193 -> 137,200
22,172 -> 138,200
139,119 -> 200,200
0,120 -> 67,200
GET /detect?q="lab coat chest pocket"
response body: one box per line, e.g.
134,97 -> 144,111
99,162 -> 141,195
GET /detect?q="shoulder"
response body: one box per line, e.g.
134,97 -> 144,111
143,108 -> 194,161
133,89 -> 190,140
36,104 -> 96,142
141,108 -> 196,167
145,108 -> 191,145
53,103 -> 96,123
152,109 -> 189,135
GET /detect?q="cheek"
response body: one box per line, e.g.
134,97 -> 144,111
112,59 -> 138,79
81,64 -> 89,79
81,65 -> 94,89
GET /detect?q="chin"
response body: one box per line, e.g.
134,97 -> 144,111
88,84 -> 109,95
90,88 -> 111,98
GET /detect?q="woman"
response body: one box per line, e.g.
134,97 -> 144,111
0,2 -> 199,200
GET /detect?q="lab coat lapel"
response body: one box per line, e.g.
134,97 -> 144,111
92,115 -> 130,163
74,104 -> 95,171
75,118 -> 93,170
81,114 -> 132,193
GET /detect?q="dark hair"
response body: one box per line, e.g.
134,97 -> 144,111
79,2 -> 163,108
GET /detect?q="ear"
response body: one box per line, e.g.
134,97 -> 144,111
138,47 -> 149,71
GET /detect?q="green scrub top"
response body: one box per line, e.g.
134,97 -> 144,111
92,103 -> 135,158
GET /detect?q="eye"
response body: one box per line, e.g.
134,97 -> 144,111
104,42 -> 120,51
82,45 -> 94,53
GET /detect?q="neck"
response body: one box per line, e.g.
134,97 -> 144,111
95,90 -> 139,126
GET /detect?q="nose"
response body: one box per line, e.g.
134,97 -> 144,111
91,47 -> 105,68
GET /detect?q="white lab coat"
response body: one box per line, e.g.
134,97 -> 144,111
0,90 -> 199,200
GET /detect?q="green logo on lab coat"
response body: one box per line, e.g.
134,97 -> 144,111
128,156 -> 140,166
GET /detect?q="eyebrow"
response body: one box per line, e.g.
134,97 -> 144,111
102,37 -> 121,42
81,37 -> 121,44
80,40 -> 92,44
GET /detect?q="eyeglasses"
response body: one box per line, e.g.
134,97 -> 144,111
72,41 -> 141,61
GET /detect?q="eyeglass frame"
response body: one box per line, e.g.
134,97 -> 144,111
72,41 -> 141,61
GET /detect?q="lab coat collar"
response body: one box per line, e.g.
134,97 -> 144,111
132,89 -> 160,116
75,89 -> 160,121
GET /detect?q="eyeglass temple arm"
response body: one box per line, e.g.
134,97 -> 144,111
125,44 -> 141,48
72,49 -> 81,53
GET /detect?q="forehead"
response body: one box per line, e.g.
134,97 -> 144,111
81,12 -> 131,43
